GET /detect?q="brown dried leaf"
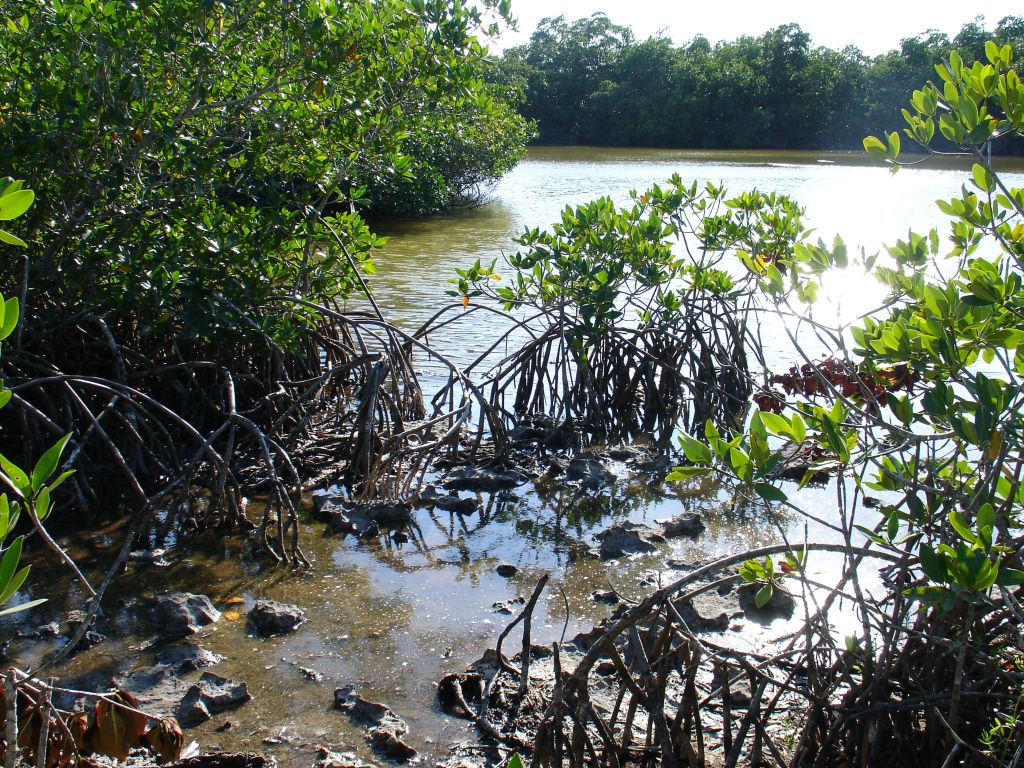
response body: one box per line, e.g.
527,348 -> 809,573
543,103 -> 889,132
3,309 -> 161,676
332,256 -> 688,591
91,690 -> 147,761
68,711 -> 92,753
142,717 -> 184,763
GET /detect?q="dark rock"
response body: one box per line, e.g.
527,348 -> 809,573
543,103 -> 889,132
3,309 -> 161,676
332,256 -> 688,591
596,522 -> 665,559
570,626 -> 605,651
317,497 -> 412,535
767,443 -> 835,483
440,466 -> 526,492
155,593 -> 221,638
432,494 -> 478,515
248,600 -> 305,636
567,453 -> 615,488
368,728 -> 416,762
66,609 -> 91,634
333,686 -> 407,734
156,642 -> 224,673
713,665 -> 753,706
737,583 -> 797,618
392,531 -> 409,544
658,512 -> 705,538
676,590 -> 741,631
545,457 -> 566,477
633,453 -> 672,473
416,485 -> 441,502
592,590 -> 619,605
508,414 -> 573,449
607,446 -> 638,461
360,502 -> 413,527
324,508 -> 358,535
334,687 -> 414,762
495,563 -> 518,578
567,544 -> 601,562
358,521 -> 380,540
178,672 -> 252,725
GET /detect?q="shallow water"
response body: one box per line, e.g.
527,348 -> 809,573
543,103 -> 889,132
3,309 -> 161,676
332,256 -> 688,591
10,147 -> 1024,767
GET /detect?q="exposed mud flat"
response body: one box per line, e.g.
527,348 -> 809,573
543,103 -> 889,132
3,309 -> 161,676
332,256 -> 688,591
7,440 -> 852,768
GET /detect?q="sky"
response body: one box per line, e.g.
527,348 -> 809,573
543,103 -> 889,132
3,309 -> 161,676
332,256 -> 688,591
489,0 -> 1022,54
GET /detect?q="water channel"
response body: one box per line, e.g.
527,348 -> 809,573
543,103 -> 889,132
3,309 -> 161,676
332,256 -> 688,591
9,147 -> 1024,767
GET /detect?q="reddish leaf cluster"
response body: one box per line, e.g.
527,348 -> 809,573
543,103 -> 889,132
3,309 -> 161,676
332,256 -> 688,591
755,359 -> 918,412
1,685 -> 182,768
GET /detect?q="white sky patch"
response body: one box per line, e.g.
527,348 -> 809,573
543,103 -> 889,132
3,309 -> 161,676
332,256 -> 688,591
489,0 -> 1021,54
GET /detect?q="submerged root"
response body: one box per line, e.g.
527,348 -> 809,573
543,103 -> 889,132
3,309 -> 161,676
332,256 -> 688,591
421,296 -> 752,452
449,543 -> 1022,768
1,300 -> 489,562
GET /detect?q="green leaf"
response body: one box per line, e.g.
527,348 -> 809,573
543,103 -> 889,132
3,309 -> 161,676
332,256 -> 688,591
507,753 -> 524,768
754,482 -> 787,503
0,598 -> 46,616
759,412 -> 791,436
949,510 -> 977,545
886,509 -> 899,542
0,535 -> 25,601
679,433 -> 712,464
0,189 -> 34,221
863,135 -> 887,160
666,466 -> 712,481
996,568 -> 1024,586
47,470 -> 75,494
0,454 -> 29,497
0,297 -> 18,341
34,486 -> 50,523
790,412 -> 807,443
819,416 -> 850,463
919,545 -> 947,583
0,229 -> 27,248
972,164 -> 996,193
754,583 -> 773,609
985,40 -> 1000,65
31,434 -> 71,492
0,564 -> 30,605
886,130 -> 901,158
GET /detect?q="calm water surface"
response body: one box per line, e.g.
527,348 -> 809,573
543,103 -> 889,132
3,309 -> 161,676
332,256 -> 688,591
13,148 -> 1024,767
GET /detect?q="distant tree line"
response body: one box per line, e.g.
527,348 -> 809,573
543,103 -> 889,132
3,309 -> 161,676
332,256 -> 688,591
495,13 -> 1024,152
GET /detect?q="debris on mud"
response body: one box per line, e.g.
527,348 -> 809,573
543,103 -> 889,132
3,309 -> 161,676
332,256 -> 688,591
333,686 -> 417,762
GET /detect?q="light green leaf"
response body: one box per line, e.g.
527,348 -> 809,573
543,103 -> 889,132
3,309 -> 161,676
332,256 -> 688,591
0,189 -> 34,221
0,598 -> 46,616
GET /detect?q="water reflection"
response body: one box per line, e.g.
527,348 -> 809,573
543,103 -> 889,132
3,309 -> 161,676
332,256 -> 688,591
16,147 -> 1024,766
